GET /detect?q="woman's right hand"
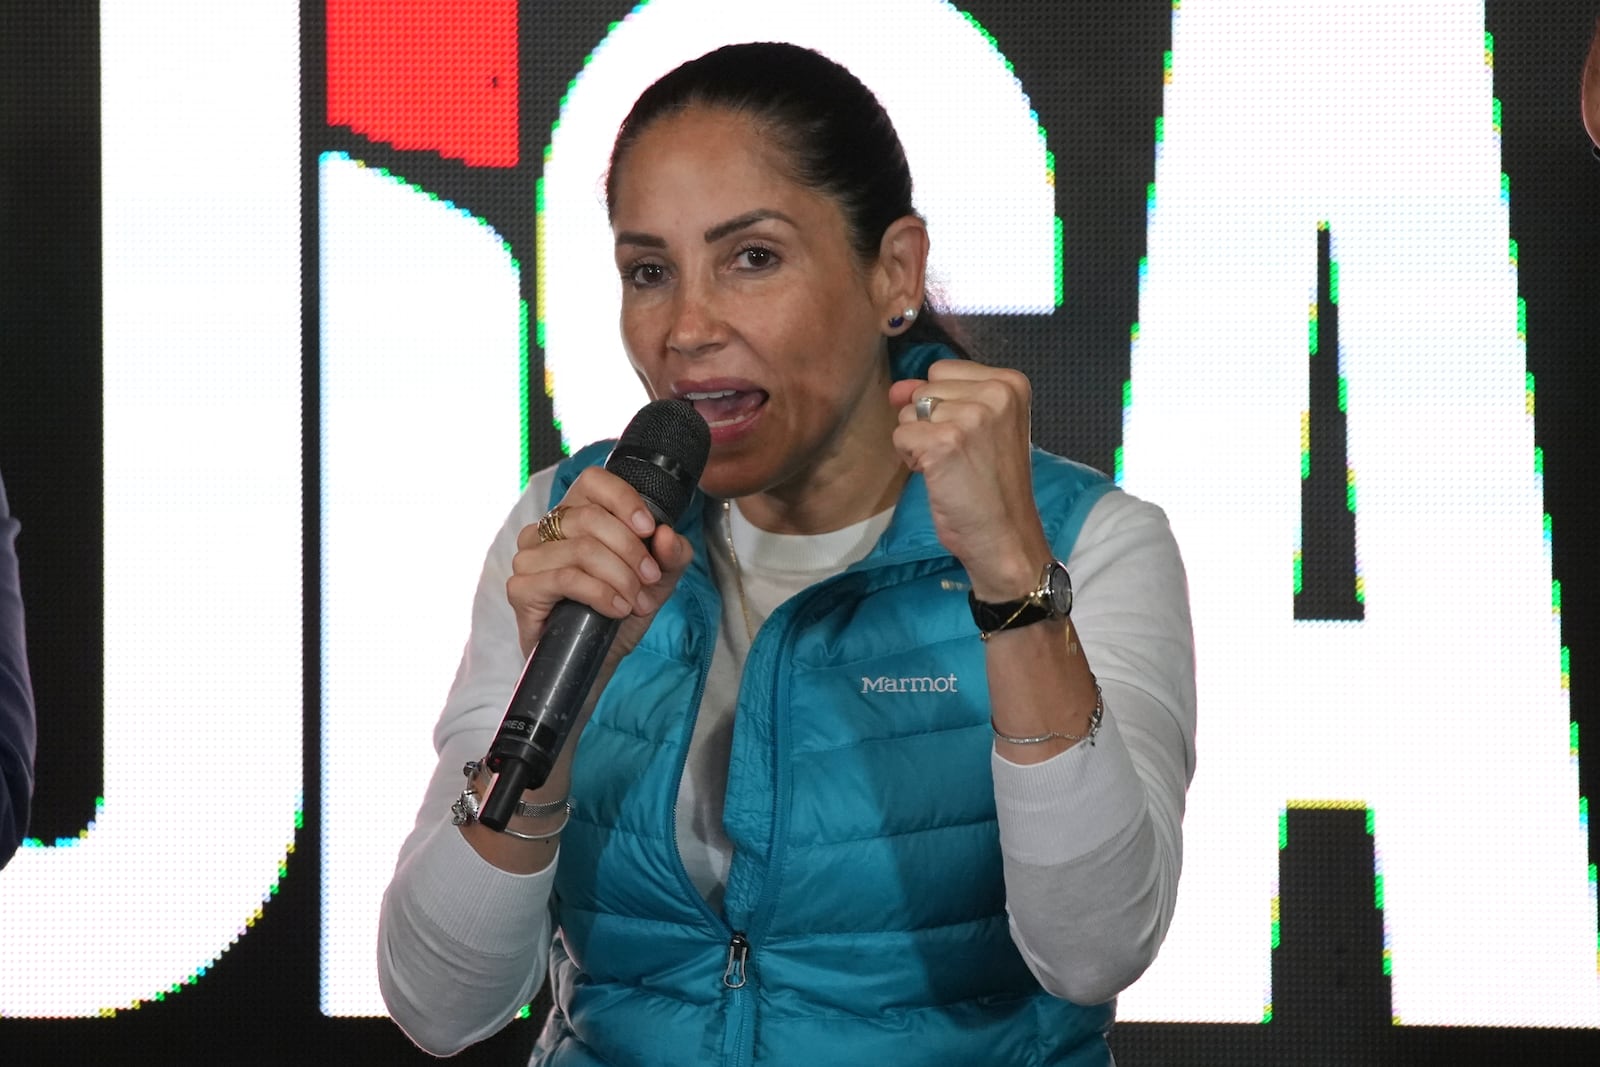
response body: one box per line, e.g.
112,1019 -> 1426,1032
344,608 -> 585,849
506,466 -> 696,664
457,468 -> 694,874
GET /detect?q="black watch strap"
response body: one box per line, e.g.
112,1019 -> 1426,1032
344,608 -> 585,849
967,560 -> 1072,637
967,589 -> 1055,633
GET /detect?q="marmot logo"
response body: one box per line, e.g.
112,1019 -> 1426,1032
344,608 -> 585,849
860,674 -> 960,694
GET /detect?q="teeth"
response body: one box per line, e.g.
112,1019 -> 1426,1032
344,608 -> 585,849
683,389 -> 737,401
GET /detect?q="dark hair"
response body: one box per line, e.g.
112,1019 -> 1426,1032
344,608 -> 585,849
605,42 -> 972,361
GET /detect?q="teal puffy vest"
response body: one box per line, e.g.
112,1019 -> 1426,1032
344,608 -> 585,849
536,349 -> 1118,1066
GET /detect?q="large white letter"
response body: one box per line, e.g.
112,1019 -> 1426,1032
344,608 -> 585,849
0,2 -> 303,1016
1119,0 -> 1596,1027
317,154 -> 526,1015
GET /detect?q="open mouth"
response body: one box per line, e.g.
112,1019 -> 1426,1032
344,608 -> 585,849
681,388 -> 768,428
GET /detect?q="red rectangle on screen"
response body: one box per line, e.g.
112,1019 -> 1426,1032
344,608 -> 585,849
327,0 -> 518,166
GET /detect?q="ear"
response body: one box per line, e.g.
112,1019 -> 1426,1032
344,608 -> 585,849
872,214 -> 929,331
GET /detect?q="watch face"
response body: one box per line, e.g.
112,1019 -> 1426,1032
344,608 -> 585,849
1046,561 -> 1073,616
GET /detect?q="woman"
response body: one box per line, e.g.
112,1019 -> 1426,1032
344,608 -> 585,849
379,42 -> 1195,1066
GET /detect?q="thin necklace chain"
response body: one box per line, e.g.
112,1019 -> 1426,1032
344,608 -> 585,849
723,499 -> 755,642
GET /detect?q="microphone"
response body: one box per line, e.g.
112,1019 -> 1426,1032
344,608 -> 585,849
478,399 -> 711,831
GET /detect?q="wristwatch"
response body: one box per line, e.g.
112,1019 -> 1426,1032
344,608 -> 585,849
967,559 -> 1072,639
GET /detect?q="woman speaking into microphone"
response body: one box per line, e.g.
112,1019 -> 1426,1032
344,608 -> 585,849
379,41 -> 1195,1066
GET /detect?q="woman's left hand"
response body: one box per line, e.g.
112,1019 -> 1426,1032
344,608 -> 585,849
888,359 -> 1053,602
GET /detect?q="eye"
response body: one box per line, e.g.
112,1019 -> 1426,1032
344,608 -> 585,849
733,244 -> 777,271
622,261 -> 667,288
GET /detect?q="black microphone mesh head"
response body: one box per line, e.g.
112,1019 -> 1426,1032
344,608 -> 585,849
605,399 -> 712,524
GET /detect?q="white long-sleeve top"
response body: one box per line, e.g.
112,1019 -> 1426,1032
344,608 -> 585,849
378,467 -> 1196,1057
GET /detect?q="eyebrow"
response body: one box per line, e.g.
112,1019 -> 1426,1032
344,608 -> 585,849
613,208 -> 797,250
702,209 -> 795,243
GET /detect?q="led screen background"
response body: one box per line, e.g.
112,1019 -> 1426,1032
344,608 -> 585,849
2,1 -> 1598,1062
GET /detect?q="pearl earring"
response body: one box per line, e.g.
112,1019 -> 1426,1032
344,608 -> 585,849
887,307 -> 918,330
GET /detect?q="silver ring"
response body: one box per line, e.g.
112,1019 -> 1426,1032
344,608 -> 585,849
914,395 -> 941,421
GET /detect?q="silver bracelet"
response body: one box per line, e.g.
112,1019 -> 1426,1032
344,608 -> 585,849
991,685 -> 1103,747
495,805 -> 572,841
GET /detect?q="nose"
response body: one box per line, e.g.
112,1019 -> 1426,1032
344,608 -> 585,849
665,274 -> 725,358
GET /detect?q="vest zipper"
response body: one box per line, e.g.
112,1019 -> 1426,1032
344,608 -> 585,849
722,931 -> 750,989
720,929 -> 755,1064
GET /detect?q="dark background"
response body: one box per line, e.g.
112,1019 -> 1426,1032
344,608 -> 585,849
2,1 -> 1598,1062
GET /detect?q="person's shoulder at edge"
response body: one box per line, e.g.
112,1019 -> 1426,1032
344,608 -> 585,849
0,469 -> 38,869
1584,15 -> 1600,153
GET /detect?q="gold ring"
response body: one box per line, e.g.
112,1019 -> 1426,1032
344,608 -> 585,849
914,395 -> 941,421
537,505 -> 569,544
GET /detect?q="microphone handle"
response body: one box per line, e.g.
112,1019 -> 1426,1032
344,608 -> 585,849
479,599 -> 622,830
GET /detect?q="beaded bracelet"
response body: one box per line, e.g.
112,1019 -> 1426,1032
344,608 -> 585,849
991,685 -> 1103,747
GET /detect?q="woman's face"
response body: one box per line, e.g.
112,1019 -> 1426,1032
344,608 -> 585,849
609,106 -> 902,510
